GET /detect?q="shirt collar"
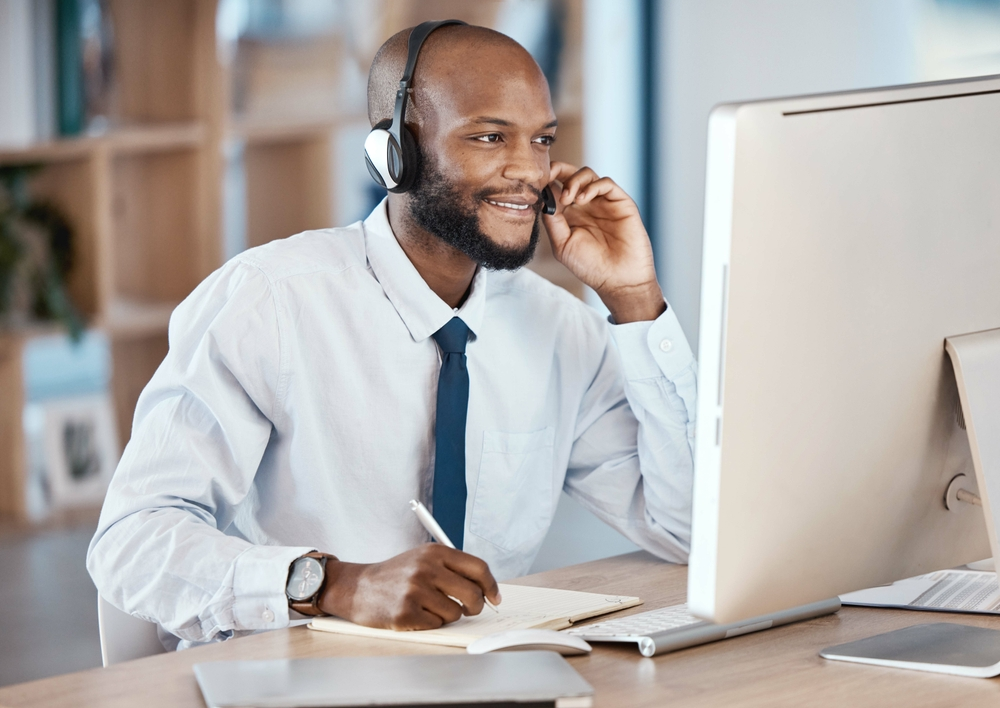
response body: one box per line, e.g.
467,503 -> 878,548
364,198 -> 487,343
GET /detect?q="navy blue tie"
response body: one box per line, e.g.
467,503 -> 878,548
431,317 -> 471,550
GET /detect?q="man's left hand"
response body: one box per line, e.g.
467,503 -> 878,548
543,161 -> 666,324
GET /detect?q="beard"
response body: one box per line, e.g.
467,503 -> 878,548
407,148 -> 541,271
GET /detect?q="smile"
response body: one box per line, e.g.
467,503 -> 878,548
484,199 -> 530,211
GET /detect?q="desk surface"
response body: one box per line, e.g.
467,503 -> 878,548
2,551 -> 999,707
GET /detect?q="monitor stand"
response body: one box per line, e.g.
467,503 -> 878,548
821,327 -> 1000,677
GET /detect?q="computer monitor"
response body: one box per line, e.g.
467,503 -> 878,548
688,74 -> 1000,625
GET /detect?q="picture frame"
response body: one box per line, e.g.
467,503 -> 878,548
24,393 -> 119,515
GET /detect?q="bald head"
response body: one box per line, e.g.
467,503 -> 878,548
367,24 -> 547,129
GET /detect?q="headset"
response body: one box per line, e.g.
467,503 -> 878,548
364,19 -> 557,215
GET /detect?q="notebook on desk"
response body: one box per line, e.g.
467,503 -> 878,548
309,583 -> 641,647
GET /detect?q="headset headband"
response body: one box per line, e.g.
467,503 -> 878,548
390,19 -> 467,145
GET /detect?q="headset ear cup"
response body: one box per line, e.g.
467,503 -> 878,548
389,126 -> 421,193
364,128 -> 398,190
365,153 -> 386,188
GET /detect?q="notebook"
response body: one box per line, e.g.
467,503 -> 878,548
194,652 -> 594,707
309,583 -> 641,647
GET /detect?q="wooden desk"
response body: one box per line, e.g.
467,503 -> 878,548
2,551 -> 999,707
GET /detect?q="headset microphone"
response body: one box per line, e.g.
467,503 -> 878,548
540,185 -> 556,215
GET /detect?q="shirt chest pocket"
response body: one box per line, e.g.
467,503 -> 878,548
469,427 -> 556,553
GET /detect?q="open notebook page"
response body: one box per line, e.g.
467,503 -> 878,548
309,583 -> 642,647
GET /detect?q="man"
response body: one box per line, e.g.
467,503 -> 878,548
87,23 -> 696,649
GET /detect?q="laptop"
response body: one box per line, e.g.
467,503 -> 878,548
194,651 -> 593,708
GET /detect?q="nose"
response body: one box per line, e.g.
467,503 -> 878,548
501,137 -> 546,189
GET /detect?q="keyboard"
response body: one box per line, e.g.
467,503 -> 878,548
567,604 -> 703,640
565,597 -> 842,657
565,604 -> 704,657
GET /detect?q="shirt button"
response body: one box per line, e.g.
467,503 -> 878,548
262,608 -> 275,622
659,339 -> 674,353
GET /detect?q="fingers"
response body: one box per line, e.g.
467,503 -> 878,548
559,166 -> 599,205
413,548 -> 499,623
577,177 -> 625,204
545,162 -> 631,211
338,545 -> 502,631
417,586 -> 467,625
548,160 -> 579,183
390,546 -> 501,629
392,604 -> 449,631
389,558 -> 467,629
438,547 -> 502,606
434,571 -> 488,616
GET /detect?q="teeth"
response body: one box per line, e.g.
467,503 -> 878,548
486,199 -> 529,210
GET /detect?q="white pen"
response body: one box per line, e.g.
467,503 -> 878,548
409,499 -> 499,613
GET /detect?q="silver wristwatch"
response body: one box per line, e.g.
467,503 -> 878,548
286,552 -> 334,616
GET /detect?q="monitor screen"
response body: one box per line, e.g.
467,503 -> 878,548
689,74 -> 1000,623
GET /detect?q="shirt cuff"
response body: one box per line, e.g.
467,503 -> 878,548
232,544 -> 316,632
609,304 -> 695,381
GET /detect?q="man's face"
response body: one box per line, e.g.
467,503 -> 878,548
407,146 -> 541,270
406,46 -> 557,270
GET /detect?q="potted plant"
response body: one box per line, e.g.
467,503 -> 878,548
0,165 -> 83,340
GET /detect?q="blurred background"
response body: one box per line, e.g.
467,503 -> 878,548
1,0 -> 999,687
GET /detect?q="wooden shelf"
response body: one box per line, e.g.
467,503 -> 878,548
100,298 -> 178,339
230,114 -> 367,145
110,334 -> 170,449
1,0 -> 586,522
0,297 -> 177,348
0,139 -> 94,165
108,123 -> 206,155
0,321 -> 70,345
0,299 -> 175,347
0,505 -> 102,537
0,299 -> 175,345
0,123 -> 205,166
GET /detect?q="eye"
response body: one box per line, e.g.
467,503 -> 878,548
533,134 -> 556,146
475,133 -> 502,143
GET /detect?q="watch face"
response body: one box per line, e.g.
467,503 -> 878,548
287,556 -> 324,601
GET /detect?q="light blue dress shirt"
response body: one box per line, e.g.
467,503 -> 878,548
87,199 -> 697,648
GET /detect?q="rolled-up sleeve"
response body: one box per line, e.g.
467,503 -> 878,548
563,305 -> 697,563
87,260 -> 313,646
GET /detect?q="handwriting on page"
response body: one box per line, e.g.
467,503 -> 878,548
417,584 -> 642,641
447,584 -> 603,632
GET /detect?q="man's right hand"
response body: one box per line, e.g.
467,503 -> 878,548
316,544 -> 502,630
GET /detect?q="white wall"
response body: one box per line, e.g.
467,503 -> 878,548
580,0 -> 644,208
655,0 -> 920,347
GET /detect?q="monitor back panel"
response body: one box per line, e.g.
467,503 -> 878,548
690,75 -> 1000,623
